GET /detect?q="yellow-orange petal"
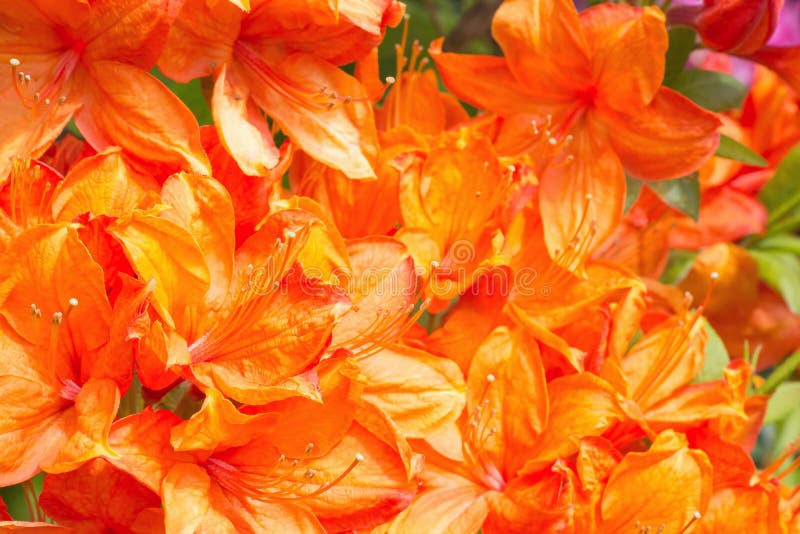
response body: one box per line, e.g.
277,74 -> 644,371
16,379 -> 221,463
160,172 -> 235,310
599,431 -> 713,533
50,148 -> 159,222
212,62 -> 281,175
357,344 -> 466,440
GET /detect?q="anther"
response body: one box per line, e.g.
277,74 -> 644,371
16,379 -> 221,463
304,469 -> 316,479
430,260 -> 440,269
710,271 -> 719,280
385,76 -> 396,84
304,442 -> 315,454
68,298 -> 78,308
285,230 -> 296,239
487,374 -> 496,383
51,312 -> 63,325
9,58 -> 20,67
355,453 -> 365,462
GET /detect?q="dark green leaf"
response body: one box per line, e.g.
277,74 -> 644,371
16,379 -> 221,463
692,321 -> 730,383
667,69 -> 748,112
624,174 -> 643,214
659,248 -> 698,285
645,173 -> 701,220
664,26 -> 696,85
715,134 -> 767,167
750,249 -> 800,314
759,142 -> 800,234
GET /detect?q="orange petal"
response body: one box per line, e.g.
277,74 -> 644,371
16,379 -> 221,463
159,0 -> 242,82
491,0 -> 591,100
212,62 -> 281,175
379,478 -> 490,534
43,378 -> 120,474
580,4 -> 667,112
467,327 -> 549,477
188,271 -> 348,405
523,373 -> 627,473
39,458 -> 162,533
357,344 -> 466,439
170,388 -> 274,452
601,87 -> 721,180
201,125 -> 289,244
160,172 -> 235,309
109,211 -> 210,332
293,423 -> 417,532
50,148 -> 159,222
108,409 -> 190,493
429,39 -> 543,116
74,61 -> 210,175
538,122 -> 625,273
622,314 -> 707,411
599,431 -> 713,532
0,370 -> 64,486
80,0 -> 175,69
399,128 -> 506,250
239,51 -> 378,179
0,85 -> 80,184
162,463 -> 239,533
0,224 -> 111,359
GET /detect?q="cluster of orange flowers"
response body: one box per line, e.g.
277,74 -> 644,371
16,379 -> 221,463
1,0 -> 800,532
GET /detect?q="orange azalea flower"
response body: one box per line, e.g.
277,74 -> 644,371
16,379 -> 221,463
109,361 -> 416,532
159,0 -> 403,178
0,225 -> 148,485
384,327 -> 629,532
109,173 -> 348,403
596,285 -> 748,437
39,458 -> 164,533
0,0 -> 210,180
431,0 -> 721,271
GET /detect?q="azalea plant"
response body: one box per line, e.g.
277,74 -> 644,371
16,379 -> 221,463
1,0 -> 800,531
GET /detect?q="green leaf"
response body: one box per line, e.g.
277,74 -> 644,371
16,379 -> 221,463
765,381 -> 800,424
624,174 -> 643,214
693,321 -> 730,383
667,69 -> 748,112
715,134 -> 768,167
659,248 -> 698,285
758,349 -> 800,394
750,233 -> 800,255
759,142 -> 800,234
645,173 -> 701,220
750,249 -> 800,314
664,26 -> 697,85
